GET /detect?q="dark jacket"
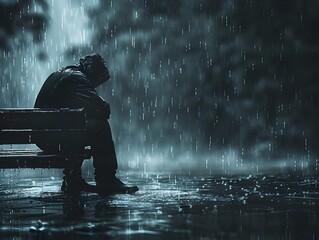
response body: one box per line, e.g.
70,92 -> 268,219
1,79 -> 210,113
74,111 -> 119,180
34,65 -> 110,119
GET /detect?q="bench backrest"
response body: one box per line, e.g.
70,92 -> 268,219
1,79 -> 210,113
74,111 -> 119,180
0,108 -> 88,145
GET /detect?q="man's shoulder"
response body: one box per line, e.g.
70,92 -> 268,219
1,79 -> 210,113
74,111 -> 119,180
59,66 -> 90,84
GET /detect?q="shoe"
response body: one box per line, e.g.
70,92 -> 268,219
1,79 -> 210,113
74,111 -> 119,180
61,178 -> 97,194
97,177 -> 139,196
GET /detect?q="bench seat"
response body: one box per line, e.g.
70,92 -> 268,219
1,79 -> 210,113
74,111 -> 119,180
0,108 -> 92,169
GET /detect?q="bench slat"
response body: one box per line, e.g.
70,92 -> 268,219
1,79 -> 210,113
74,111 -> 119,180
0,149 -> 91,168
0,108 -> 92,169
0,108 -> 86,129
0,129 -> 88,144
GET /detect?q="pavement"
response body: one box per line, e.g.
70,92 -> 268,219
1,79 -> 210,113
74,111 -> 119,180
0,171 -> 319,239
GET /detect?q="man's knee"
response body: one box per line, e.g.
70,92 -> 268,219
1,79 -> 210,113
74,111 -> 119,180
86,118 -> 112,142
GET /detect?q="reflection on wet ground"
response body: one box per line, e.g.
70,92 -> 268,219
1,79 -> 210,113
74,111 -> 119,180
0,172 -> 319,239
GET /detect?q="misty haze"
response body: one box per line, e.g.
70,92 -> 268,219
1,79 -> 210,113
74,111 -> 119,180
0,0 -> 318,239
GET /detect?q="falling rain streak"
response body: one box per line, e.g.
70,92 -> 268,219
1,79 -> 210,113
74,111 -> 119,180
1,1 -> 319,239
0,0 -> 318,174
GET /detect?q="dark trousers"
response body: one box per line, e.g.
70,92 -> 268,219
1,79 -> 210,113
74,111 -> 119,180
37,119 -> 118,183
87,119 -> 118,182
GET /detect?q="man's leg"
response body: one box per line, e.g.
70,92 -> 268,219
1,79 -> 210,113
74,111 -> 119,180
61,157 -> 83,194
60,145 -> 96,194
87,119 -> 118,180
87,118 -> 138,195
36,134 -> 95,194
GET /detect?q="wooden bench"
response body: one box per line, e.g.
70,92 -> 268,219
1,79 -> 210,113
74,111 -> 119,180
0,108 -> 92,169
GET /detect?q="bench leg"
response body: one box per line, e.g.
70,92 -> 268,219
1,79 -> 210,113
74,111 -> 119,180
61,158 -> 84,194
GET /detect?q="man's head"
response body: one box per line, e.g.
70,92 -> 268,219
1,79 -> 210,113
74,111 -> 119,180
78,53 -> 110,87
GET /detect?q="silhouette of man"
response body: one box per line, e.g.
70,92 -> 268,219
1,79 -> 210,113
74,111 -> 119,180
34,53 -> 138,195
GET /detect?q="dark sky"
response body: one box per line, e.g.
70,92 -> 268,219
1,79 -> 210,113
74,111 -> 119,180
0,0 -> 318,173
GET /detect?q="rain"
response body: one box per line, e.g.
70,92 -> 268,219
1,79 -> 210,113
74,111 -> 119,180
0,0 -> 319,239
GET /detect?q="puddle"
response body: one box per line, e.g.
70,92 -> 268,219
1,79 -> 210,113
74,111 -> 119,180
0,173 -> 319,239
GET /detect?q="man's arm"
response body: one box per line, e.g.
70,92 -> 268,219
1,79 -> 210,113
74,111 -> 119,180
61,74 -> 110,119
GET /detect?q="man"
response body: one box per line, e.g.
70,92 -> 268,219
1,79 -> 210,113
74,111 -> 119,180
34,53 -> 138,195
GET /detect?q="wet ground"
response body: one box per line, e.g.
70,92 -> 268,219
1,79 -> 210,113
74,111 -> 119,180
0,171 -> 319,239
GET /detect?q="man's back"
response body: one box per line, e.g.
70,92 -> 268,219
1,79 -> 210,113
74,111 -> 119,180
34,71 -> 64,108
35,66 -> 107,116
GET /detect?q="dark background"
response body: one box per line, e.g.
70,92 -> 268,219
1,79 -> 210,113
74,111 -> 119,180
1,0 -> 318,173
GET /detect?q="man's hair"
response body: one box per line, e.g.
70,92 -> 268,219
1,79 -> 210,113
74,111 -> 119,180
78,53 -> 110,82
